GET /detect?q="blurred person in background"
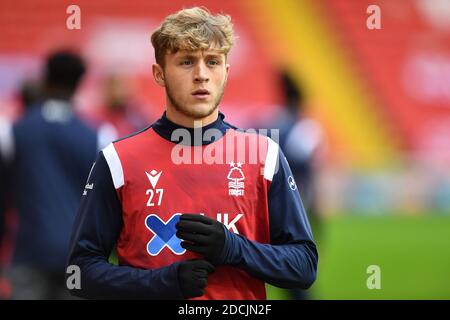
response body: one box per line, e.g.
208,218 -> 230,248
94,74 -> 148,146
18,79 -> 43,112
100,74 -> 147,137
0,50 -> 98,299
0,78 -> 43,299
266,71 -> 324,300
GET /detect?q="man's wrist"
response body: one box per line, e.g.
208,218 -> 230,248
214,225 -> 238,266
172,261 -> 186,300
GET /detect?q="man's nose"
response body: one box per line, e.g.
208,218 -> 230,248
194,61 -> 209,83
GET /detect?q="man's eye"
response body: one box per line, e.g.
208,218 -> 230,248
181,60 -> 192,66
208,60 -> 219,66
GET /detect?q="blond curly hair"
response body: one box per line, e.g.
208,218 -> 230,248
151,7 -> 235,66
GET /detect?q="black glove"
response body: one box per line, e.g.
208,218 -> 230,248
176,214 -> 226,265
177,259 -> 215,299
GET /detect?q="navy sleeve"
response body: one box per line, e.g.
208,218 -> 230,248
219,149 -> 318,289
67,152 -> 184,299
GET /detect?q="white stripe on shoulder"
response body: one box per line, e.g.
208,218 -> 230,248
102,143 -> 124,189
0,117 -> 14,162
263,137 -> 279,181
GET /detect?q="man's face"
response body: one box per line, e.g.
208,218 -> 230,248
153,49 -> 230,119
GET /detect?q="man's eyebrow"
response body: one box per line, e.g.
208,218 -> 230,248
174,52 -> 224,62
176,54 -> 197,60
177,53 -> 223,59
204,53 -> 223,59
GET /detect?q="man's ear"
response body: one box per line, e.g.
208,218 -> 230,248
152,64 -> 165,87
225,63 -> 230,82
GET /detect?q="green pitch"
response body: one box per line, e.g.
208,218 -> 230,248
267,214 -> 450,300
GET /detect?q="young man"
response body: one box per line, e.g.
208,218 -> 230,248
67,7 -> 318,300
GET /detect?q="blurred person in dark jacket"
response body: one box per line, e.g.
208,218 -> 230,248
267,71 -> 324,300
0,78 -> 43,299
0,50 -> 97,299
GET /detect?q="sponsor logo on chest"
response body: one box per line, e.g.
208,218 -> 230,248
141,168 -> 244,256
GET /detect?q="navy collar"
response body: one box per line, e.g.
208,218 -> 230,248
152,111 -> 232,146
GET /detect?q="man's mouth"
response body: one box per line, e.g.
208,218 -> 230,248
192,89 -> 210,99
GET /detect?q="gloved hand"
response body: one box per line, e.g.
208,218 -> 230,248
176,214 -> 226,265
177,259 -> 215,299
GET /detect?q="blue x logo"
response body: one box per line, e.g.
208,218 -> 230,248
145,214 -> 185,256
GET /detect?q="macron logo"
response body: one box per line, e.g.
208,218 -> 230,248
145,170 -> 162,188
82,162 -> 95,196
82,183 -> 94,196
